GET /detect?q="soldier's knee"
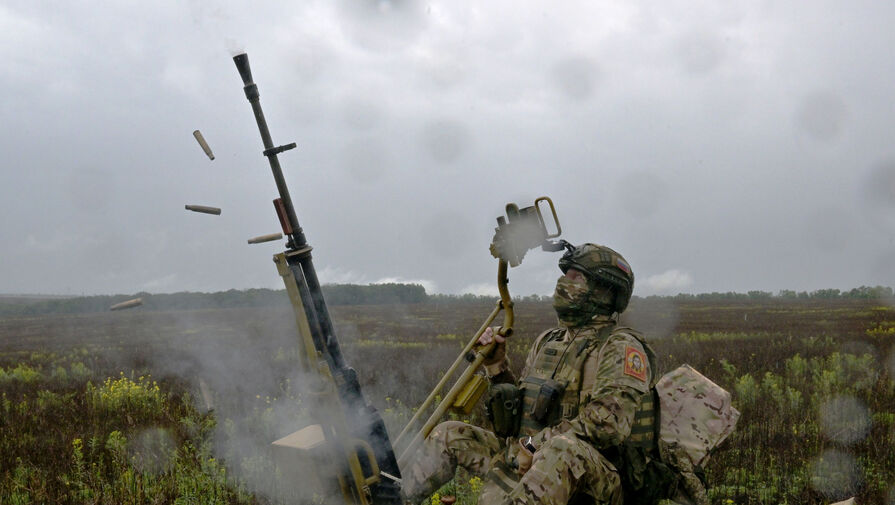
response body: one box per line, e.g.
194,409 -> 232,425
430,421 -> 475,445
536,433 -> 592,461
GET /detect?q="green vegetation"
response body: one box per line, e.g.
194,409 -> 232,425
0,355 -> 257,503
1,296 -> 894,503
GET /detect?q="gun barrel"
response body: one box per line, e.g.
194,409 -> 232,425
185,205 -> 222,215
193,130 -> 215,160
232,52 -> 305,249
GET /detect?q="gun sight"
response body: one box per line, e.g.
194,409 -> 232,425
490,196 -> 562,267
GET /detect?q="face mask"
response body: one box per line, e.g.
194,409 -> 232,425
553,275 -> 617,327
553,275 -> 597,327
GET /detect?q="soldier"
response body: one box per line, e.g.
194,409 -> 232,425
402,243 -> 684,505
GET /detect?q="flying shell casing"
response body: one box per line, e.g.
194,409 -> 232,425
247,232 -> 283,244
193,130 -> 215,160
185,205 -> 222,215
110,297 -> 143,311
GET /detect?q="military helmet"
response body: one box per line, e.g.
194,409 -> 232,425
558,243 -> 634,313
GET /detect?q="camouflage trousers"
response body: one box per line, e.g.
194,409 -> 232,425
401,421 -> 622,505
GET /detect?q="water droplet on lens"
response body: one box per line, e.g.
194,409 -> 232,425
420,119 -> 471,164
551,57 -> 600,101
795,91 -> 848,142
819,397 -> 870,445
809,450 -> 860,499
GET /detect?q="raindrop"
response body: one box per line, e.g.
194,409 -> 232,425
420,119 -> 471,164
795,91 -> 848,142
802,207 -> 854,252
818,396 -> 871,445
616,172 -> 667,218
861,161 -> 895,230
550,57 -> 600,101
419,211 -> 473,258
839,340 -> 876,362
342,137 -> 387,183
335,0 -> 426,50
676,31 -> 726,74
809,449 -> 861,500
131,427 -> 176,474
341,99 -> 381,131
871,251 -> 895,292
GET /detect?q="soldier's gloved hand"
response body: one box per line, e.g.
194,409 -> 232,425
478,327 -> 508,376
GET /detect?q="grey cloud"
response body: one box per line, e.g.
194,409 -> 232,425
3,2 -> 895,297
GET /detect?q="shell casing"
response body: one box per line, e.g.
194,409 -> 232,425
110,297 -> 143,311
248,232 -> 283,244
193,130 -> 215,160
185,205 -> 222,215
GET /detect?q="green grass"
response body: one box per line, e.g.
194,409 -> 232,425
1,298 -> 893,504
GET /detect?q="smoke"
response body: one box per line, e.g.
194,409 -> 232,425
118,307 -> 317,499
640,269 -> 694,295
623,296 -> 680,341
225,40 -> 245,58
460,283 -> 500,297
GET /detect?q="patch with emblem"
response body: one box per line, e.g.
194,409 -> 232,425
624,346 -> 647,381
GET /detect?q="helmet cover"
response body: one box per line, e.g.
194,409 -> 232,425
557,243 -> 634,314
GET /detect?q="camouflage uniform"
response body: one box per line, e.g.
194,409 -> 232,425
402,243 -> 676,505
402,317 -> 659,505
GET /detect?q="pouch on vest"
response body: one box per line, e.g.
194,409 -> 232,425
486,383 -> 522,439
520,376 -> 566,428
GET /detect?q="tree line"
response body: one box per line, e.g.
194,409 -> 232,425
0,284 -> 428,317
651,285 -> 894,301
0,284 -> 892,317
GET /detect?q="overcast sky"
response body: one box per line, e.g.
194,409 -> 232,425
2,1 -> 894,297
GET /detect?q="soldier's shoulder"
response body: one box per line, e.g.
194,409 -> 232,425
609,326 -> 647,345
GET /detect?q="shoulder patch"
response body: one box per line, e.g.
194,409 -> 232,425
624,345 -> 648,382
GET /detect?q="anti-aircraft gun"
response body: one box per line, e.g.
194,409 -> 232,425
233,53 -> 402,505
232,51 -> 566,505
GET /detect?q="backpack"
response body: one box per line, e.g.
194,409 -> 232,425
652,364 -> 741,504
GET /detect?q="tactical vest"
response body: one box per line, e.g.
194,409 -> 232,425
517,324 -> 657,451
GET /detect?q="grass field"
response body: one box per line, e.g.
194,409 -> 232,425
1,297 -> 893,504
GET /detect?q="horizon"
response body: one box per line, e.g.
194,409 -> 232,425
3,283 -> 893,300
